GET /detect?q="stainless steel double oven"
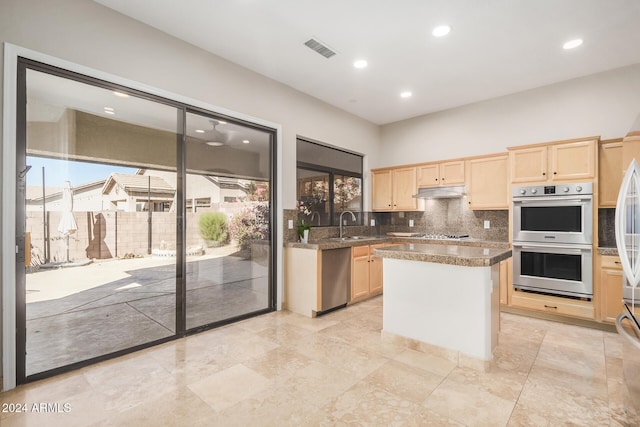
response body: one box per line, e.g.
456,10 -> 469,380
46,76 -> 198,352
512,182 -> 593,299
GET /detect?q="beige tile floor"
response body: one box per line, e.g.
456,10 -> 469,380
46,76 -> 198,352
0,296 -> 635,426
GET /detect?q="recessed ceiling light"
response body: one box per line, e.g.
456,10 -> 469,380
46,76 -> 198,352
432,25 -> 451,37
400,91 -> 413,99
242,139 -> 250,144
104,107 -> 114,111
353,59 -> 368,69
195,129 -> 205,133
206,141 -> 224,147
217,120 -> 227,125
563,38 -> 583,50
113,91 -> 129,98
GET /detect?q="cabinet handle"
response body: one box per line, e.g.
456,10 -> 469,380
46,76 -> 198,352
615,261 -> 621,264
542,172 -> 546,176
544,304 -> 558,309
553,172 -> 557,175
435,178 -> 438,181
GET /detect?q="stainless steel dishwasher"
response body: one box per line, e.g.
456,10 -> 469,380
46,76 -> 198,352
319,247 -> 351,314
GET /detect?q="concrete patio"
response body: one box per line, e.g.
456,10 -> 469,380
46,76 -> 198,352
25,248 -> 270,376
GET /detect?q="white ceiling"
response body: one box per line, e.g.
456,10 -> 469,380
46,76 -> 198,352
94,0 -> 640,125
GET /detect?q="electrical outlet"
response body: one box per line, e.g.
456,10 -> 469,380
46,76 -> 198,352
484,220 -> 490,229
370,219 -> 376,226
288,219 -> 293,229
409,219 -> 414,227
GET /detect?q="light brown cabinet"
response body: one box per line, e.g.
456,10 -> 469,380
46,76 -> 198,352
599,255 -> 624,323
509,138 -> 597,184
417,160 -> 465,187
466,154 -> 509,210
499,257 -> 512,306
372,167 -> 417,211
598,139 -> 623,207
622,131 -> 640,175
351,243 -> 387,302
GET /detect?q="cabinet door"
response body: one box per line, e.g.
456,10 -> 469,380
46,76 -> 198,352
622,134 -> 640,175
417,164 -> 439,187
467,155 -> 509,210
600,268 -> 624,323
510,146 -> 547,183
440,161 -> 465,185
550,139 -> 596,181
372,170 -> 393,211
499,258 -> 509,306
369,244 -> 385,295
599,141 -> 623,207
351,246 -> 370,301
392,167 -> 417,210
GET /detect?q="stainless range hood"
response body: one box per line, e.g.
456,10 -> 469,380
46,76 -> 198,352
413,185 -> 467,199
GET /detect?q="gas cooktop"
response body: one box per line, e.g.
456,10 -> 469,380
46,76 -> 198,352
413,233 -> 470,240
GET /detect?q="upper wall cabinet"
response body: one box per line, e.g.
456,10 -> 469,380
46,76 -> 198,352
509,137 -> 597,184
599,139 -> 623,207
466,154 -> 509,210
372,166 -> 417,211
622,131 -> 640,175
417,160 -> 465,187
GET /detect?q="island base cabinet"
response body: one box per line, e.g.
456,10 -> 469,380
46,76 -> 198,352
382,258 -> 499,361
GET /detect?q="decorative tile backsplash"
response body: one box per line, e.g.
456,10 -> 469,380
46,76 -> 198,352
599,208 -> 616,247
284,197 -> 509,244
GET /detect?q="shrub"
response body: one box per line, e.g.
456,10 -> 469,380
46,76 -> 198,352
198,212 -> 228,244
228,203 -> 270,250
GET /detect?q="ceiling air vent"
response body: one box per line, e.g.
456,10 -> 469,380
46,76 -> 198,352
304,38 -> 336,59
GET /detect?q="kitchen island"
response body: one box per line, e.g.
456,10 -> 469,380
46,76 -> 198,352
374,243 -> 511,361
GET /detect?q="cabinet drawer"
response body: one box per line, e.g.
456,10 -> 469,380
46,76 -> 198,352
352,245 -> 369,258
601,255 -> 622,270
511,291 -> 594,319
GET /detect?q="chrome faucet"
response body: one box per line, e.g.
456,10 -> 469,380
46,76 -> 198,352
339,210 -> 357,238
310,211 -> 320,226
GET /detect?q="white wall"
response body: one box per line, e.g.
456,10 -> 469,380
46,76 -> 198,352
379,63 -> 640,166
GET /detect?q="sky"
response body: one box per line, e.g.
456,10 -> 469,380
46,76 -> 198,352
26,156 -> 137,187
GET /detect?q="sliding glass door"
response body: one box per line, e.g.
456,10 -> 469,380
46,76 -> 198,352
16,60 -> 276,383
184,112 -> 273,329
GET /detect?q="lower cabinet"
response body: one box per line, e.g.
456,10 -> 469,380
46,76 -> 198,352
599,254 -> 624,323
351,243 -> 387,302
499,257 -> 512,306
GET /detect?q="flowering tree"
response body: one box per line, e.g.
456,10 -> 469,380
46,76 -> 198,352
228,202 -> 270,250
334,176 -> 361,210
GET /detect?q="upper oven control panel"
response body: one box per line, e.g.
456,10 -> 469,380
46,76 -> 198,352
512,182 -> 593,198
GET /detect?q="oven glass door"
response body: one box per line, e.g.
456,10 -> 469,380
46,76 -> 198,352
521,250 -> 582,281
513,243 -> 593,298
513,195 -> 592,244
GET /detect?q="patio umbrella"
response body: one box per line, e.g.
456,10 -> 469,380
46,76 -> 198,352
57,181 -> 78,262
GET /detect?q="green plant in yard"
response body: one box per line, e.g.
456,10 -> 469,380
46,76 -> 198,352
198,212 -> 228,244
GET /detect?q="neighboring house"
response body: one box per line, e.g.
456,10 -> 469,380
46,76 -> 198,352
25,171 -> 255,213
141,169 -> 252,211
26,181 -> 105,212
102,173 -> 175,212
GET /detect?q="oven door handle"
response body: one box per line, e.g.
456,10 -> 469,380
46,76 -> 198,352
512,242 -> 592,252
512,196 -> 592,204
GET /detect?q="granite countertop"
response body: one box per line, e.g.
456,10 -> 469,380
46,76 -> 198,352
598,247 -> 619,256
373,243 -> 512,267
286,236 -> 510,250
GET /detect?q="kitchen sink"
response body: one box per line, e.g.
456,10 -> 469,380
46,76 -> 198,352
328,236 -> 377,241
